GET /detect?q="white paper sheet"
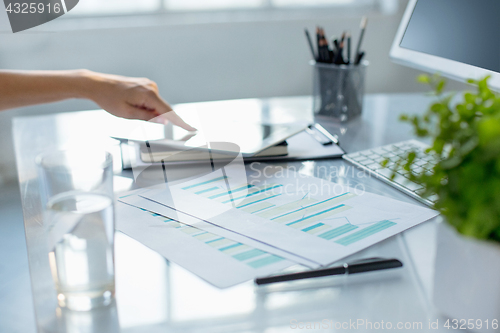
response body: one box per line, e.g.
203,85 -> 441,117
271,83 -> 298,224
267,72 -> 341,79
139,164 -> 439,266
116,202 -> 296,288
119,192 -> 318,268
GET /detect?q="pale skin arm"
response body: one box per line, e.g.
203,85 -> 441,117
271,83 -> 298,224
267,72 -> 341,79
0,69 -> 196,131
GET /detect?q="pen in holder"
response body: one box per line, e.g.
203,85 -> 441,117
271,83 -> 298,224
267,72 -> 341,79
311,60 -> 368,122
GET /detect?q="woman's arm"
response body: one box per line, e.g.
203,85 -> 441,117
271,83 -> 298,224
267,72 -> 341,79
0,69 -> 195,131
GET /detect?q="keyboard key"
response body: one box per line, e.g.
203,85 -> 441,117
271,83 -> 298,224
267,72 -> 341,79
350,155 -> 369,162
428,194 -> 439,202
371,147 -> 387,155
381,146 -> 395,153
387,145 -> 402,152
343,140 -> 434,206
403,181 -> 424,192
362,158 -> 376,165
397,170 -> 410,177
366,163 -> 381,170
377,168 -> 394,179
392,174 -> 410,185
412,166 -> 424,174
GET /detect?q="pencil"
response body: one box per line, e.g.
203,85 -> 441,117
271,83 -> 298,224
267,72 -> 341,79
316,27 -> 322,62
304,28 -> 317,60
355,16 -> 368,64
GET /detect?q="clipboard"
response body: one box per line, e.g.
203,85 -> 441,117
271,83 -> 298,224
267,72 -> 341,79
119,124 -> 344,169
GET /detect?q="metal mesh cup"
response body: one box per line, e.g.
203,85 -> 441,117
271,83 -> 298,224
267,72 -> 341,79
311,60 -> 368,122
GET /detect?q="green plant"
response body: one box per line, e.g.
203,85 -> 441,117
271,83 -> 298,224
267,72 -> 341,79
384,74 -> 500,242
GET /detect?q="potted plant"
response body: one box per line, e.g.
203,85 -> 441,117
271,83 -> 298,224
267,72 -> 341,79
385,75 -> 500,332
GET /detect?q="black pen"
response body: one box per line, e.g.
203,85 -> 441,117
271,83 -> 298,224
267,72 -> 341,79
355,51 -> 365,65
322,29 -> 333,63
333,39 -> 345,65
304,28 -> 317,61
347,32 -> 352,65
255,258 -> 403,285
332,37 -> 339,52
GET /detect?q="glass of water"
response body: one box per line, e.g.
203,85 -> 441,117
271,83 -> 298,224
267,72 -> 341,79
37,150 -> 115,311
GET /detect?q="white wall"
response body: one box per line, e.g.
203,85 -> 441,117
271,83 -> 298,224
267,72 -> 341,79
0,1 -> 464,184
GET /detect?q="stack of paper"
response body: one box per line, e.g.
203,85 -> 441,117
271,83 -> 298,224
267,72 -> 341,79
117,164 -> 438,288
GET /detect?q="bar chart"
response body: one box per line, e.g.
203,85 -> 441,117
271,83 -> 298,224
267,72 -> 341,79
143,209 -> 287,270
181,175 -> 398,247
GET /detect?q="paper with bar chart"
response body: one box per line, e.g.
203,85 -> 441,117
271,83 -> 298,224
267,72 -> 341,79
139,164 -> 439,266
119,192 -> 318,268
116,201 -> 296,288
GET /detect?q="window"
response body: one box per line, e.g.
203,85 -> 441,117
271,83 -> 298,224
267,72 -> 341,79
166,0 -> 264,11
73,0 -> 161,15
69,0 -> 393,16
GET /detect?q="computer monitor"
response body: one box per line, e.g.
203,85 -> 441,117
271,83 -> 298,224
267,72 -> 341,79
390,0 -> 500,90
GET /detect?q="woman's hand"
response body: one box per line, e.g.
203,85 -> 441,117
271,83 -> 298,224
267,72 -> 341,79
81,70 -> 196,131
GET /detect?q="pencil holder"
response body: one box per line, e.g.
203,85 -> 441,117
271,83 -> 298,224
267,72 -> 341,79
311,61 -> 368,122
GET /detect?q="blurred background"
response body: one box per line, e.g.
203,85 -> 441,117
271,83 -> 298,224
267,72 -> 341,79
0,2 -> 470,331
0,0 -> 445,185
0,0 -> 408,184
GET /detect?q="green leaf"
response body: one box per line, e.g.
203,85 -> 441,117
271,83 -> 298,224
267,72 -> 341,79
417,74 -> 430,84
436,80 -> 446,94
403,74 -> 500,243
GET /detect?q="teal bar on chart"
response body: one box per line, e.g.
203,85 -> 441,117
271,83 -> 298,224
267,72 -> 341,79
233,249 -> 267,261
318,223 -> 358,240
206,237 -> 225,244
286,204 -> 345,226
335,220 -> 397,246
208,184 -> 254,199
271,192 -> 350,221
250,204 -> 276,214
236,194 -> 282,209
219,243 -> 242,252
182,176 -> 227,190
223,184 -> 283,203
301,223 -> 325,232
195,186 -> 219,195
247,255 -> 284,269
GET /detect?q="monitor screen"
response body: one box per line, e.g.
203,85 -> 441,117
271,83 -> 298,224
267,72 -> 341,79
400,0 -> 500,74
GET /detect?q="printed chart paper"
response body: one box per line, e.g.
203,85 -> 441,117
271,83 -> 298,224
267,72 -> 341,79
119,193 -> 318,268
139,164 -> 439,266
116,202 -> 296,288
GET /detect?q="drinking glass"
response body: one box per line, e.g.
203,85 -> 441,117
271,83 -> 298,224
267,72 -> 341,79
37,150 -> 115,311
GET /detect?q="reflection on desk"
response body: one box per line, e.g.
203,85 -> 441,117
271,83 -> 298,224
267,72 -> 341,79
12,94 -> 448,333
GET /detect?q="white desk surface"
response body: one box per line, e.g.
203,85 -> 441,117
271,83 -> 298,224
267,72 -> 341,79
10,94 -> 458,332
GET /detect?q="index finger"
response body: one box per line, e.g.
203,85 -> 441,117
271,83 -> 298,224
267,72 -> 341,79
154,110 -> 197,132
150,94 -> 197,131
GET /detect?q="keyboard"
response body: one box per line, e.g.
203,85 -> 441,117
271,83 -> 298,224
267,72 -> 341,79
343,140 -> 438,207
